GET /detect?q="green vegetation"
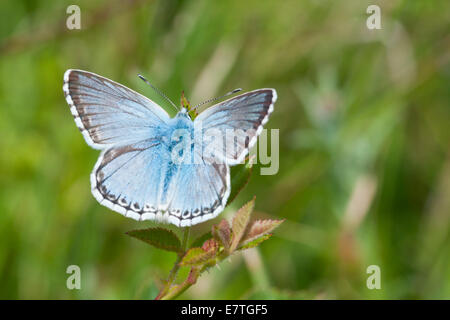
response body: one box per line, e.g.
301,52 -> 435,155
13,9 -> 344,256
0,0 -> 448,299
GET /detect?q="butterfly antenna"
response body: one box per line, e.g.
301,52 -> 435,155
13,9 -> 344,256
192,88 -> 242,111
138,74 -> 179,111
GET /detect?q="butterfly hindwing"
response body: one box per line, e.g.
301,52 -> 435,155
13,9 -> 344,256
164,161 -> 230,227
91,124 -> 229,227
92,138 -> 175,222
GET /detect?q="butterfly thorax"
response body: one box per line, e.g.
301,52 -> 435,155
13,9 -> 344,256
162,113 -> 195,163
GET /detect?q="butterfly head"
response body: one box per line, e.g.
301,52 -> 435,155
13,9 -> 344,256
180,91 -> 198,120
177,107 -> 190,119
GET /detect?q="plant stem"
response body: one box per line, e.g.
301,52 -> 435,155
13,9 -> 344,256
181,227 -> 191,251
161,251 -> 229,300
161,267 -> 201,300
155,227 -> 190,300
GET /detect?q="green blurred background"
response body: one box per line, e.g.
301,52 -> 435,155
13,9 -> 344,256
0,0 -> 449,299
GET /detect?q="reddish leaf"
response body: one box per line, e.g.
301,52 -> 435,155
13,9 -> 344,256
202,238 -> 219,254
242,219 -> 284,245
212,219 -> 231,251
230,197 -> 255,252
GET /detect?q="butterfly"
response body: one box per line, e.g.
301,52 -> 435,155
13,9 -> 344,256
63,69 -> 276,227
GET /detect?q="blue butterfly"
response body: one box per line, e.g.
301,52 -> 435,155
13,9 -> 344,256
63,69 -> 276,227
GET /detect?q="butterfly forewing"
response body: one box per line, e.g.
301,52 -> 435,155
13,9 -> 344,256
63,69 -> 170,149
194,89 -> 276,165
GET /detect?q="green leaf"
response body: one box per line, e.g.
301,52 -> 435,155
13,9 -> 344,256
241,219 -> 284,245
229,162 -> 253,204
180,247 -> 216,266
190,231 -> 212,248
212,219 -> 231,251
238,234 -> 272,250
230,197 -> 255,252
126,227 -> 182,253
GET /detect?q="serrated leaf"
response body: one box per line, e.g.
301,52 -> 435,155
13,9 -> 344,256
238,234 -> 272,250
242,219 -> 284,244
180,247 -> 216,266
126,227 -> 182,253
212,219 -> 231,250
229,162 -> 253,204
190,232 -> 212,248
230,197 -> 255,252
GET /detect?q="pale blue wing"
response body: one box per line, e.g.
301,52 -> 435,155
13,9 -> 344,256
91,138 -> 171,221
63,70 -> 270,226
63,69 -> 170,149
164,161 -> 230,227
194,89 -> 276,165
91,130 -> 230,226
